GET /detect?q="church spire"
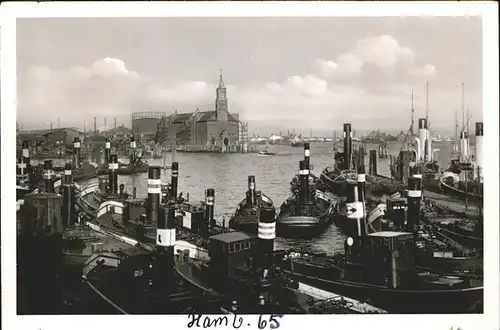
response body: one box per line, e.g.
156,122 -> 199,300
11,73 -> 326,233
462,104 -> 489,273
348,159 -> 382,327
218,68 -> 225,88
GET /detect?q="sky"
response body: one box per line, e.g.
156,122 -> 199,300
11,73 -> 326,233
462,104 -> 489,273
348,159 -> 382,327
16,17 -> 482,136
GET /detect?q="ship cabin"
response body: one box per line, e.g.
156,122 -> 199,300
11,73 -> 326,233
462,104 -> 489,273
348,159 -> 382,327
363,231 -> 416,288
206,231 -> 258,291
346,231 -> 416,289
175,202 -> 207,235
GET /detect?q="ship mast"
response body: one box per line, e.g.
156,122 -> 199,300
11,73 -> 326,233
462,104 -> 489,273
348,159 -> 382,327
461,82 -> 465,133
425,82 -> 430,129
410,90 -> 415,137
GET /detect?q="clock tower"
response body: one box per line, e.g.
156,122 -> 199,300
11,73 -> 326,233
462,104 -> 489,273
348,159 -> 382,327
215,69 -> 228,121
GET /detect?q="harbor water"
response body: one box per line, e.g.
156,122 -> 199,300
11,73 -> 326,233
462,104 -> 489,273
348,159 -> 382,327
74,141 -> 455,255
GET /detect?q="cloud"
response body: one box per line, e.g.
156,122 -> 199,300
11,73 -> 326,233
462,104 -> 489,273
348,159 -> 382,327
316,34 -> 434,79
17,35 -> 480,135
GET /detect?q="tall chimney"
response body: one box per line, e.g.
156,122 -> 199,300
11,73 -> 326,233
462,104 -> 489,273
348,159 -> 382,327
62,162 -> 75,228
147,166 -> 161,225
475,122 -> 483,180
205,188 -> 215,229
43,160 -> 55,193
247,175 -> 257,205
73,137 -> 81,169
343,123 -> 352,170
407,176 -> 422,230
108,155 -> 118,195
418,118 -> 427,162
170,162 -> 179,200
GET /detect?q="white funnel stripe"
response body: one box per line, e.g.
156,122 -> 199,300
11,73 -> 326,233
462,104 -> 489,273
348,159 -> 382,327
64,170 -> 72,175
249,182 -> 255,189
157,228 -> 176,246
74,142 -> 81,148
346,201 -> 364,219
105,142 -> 111,148
206,196 -> 214,205
304,150 -> 310,157
299,169 -> 310,175
148,179 -> 161,185
418,128 -> 426,160
412,174 -> 422,179
171,170 -> 179,177
130,141 -> 136,148
97,201 -> 124,218
258,222 -> 276,240
407,190 -> 422,198
22,149 -> 29,158
108,163 -> 118,170
148,187 -> 161,194
18,163 -> 27,169
357,174 -> 366,183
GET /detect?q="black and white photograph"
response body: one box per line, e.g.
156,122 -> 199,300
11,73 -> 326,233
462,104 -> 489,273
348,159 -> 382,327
1,2 -> 499,330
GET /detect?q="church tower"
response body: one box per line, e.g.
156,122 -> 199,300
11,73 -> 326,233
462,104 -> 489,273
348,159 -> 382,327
215,69 -> 228,121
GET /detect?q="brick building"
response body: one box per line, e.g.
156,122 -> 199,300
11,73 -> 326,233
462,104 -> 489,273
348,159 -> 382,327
156,72 -> 240,147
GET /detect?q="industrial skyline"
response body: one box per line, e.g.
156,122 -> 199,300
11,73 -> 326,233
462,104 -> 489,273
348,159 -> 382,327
17,17 -> 482,136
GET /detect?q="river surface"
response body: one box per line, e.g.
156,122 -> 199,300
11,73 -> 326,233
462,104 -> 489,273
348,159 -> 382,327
74,141 -> 455,256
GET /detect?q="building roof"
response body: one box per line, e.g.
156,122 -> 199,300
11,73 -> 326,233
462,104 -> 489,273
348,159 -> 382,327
210,231 -> 253,243
165,110 -> 239,124
105,125 -> 132,134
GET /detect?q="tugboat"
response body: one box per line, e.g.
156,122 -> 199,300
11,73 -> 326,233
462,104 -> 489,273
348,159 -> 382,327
176,206 -> 365,314
228,175 -> 274,233
277,160 -> 335,238
17,160 -> 64,314
280,175 -> 483,313
117,136 -> 149,175
290,143 -> 320,193
97,136 -> 149,175
76,154 -> 133,221
258,145 -> 276,156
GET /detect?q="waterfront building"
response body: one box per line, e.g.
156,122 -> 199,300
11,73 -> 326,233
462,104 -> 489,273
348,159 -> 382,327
156,72 -> 240,147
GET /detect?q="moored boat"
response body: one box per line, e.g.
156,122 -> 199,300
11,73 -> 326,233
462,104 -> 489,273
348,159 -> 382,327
277,160 -> 335,238
228,175 -> 274,233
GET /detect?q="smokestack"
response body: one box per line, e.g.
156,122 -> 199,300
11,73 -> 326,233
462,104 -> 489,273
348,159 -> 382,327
108,155 -> 118,195
343,123 -> 352,170
247,175 -> 257,205
130,136 -> 136,149
73,137 -> 81,169
369,149 -> 377,175
298,160 -> 309,205
357,146 -> 365,174
475,122 -> 483,180
205,188 -> 215,229
105,138 -> 111,163
62,163 -> 75,228
147,166 -> 161,225
258,206 -> 276,273
63,162 -> 73,185
460,131 -> 469,162
426,128 -> 432,162
43,160 -> 55,193
346,179 -> 364,238
156,205 -> 176,293
304,142 -> 310,169
170,162 -> 179,200
357,165 -> 367,236
418,118 -> 427,161
407,176 -> 422,230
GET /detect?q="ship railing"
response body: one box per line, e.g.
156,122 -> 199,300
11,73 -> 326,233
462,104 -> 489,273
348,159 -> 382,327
96,200 -> 124,218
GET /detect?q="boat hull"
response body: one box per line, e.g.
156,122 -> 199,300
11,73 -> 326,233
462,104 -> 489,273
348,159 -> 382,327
285,271 -> 483,313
